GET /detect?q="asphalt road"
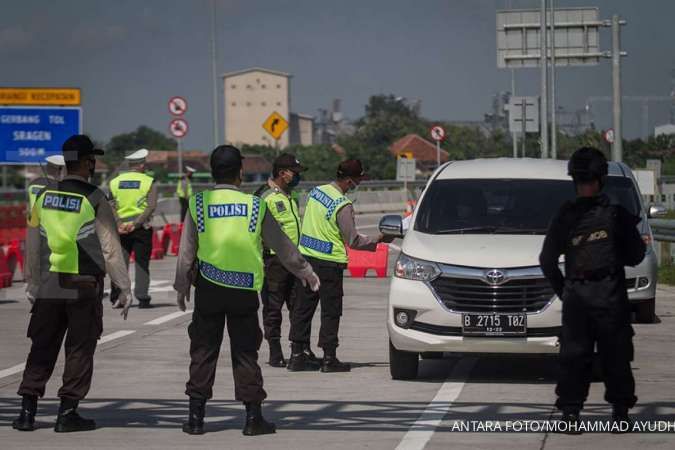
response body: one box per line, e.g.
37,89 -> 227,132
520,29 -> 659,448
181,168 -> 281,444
1,213 -> 674,449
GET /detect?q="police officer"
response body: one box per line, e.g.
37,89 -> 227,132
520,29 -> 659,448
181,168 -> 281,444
254,153 -> 307,367
109,148 -> 158,308
13,135 -> 132,433
540,147 -> 646,433
27,154 -> 65,215
174,145 -> 320,436
288,159 -> 394,373
177,165 -> 196,221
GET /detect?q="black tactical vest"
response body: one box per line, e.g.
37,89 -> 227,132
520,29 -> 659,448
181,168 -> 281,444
565,200 -> 619,280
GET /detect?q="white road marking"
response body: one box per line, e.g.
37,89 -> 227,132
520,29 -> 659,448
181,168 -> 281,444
396,357 -> 477,450
0,330 -> 136,380
98,329 -> 135,344
144,310 -> 193,326
0,363 -> 25,379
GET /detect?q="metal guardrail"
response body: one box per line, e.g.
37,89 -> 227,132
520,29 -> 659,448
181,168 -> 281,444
649,219 -> 675,243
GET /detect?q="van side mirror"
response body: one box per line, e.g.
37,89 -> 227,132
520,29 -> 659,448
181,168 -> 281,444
648,205 -> 667,218
379,215 -> 404,238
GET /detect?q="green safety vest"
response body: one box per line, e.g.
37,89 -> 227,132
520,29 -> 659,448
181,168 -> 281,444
177,177 -> 192,199
27,177 -> 54,218
109,171 -> 154,222
190,188 -> 267,292
258,185 -> 301,252
30,180 -> 106,276
299,184 -> 351,264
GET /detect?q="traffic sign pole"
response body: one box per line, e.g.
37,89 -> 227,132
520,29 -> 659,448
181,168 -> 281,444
436,140 -> 440,169
178,138 -> 183,175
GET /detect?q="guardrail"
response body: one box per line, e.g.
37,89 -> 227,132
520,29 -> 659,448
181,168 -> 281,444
649,219 -> 675,243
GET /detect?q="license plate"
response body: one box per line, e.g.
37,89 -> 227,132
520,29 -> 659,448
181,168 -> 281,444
461,313 -> 526,336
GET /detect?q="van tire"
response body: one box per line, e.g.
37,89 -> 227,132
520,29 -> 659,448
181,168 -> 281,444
634,299 -> 656,324
420,352 -> 444,360
389,340 -> 419,380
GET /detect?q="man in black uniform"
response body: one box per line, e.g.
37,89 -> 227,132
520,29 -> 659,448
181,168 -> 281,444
540,147 -> 646,433
13,135 -> 132,433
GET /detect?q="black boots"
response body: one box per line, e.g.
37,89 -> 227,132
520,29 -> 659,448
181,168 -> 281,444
137,297 -> 152,309
321,349 -> 351,373
611,405 -> 633,434
54,398 -> 96,433
268,339 -> 286,368
287,343 -> 321,371
242,402 -> 276,436
12,395 -> 37,432
182,397 -> 206,435
557,410 -> 582,435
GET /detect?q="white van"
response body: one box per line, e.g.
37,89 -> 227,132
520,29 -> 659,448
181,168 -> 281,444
380,158 -> 662,380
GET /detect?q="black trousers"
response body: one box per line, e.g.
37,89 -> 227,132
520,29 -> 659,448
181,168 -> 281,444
289,256 -> 344,351
18,283 -> 103,401
185,274 -> 266,402
111,227 -> 152,302
556,276 -> 637,412
179,198 -> 189,223
261,254 -> 296,342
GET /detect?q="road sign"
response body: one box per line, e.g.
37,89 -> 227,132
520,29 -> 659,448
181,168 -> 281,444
169,118 -> 189,138
0,106 -> 82,164
430,125 -> 445,142
0,88 -> 81,106
168,96 -> 188,116
497,8 -> 602,68
262,112 -> 289,140
396,158 -> 416,182
508,96 -> 540,133
604,128 -> 615,144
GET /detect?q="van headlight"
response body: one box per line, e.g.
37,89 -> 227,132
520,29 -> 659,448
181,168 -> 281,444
395,254 -> 441,281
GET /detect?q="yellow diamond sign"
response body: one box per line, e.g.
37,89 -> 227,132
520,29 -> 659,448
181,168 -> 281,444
262,111 -> 289,140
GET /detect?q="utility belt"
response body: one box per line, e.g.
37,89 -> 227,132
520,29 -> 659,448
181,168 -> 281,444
568,267 -> 618,282
305,255 -> 347,270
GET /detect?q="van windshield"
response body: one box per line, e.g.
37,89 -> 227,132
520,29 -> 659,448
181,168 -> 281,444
415,177 -> 641,235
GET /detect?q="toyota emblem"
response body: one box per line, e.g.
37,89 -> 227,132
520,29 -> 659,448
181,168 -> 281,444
485,269 -> 505,285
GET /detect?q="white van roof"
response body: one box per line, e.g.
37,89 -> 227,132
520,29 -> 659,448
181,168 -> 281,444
436,158 -> 630,181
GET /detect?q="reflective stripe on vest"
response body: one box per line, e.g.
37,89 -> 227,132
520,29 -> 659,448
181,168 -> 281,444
32,189 -> 98,274
190,189 -> 266,291
261,188 -> 301,249
110,172 -> 154,221
299,184 -> 351,263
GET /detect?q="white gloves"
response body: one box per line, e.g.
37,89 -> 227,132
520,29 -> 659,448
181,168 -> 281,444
113,291 -> 132,320
301,271 -> 321,292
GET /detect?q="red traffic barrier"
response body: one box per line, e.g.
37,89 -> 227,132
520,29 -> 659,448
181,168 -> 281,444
0,247 -> 13,288
161,223 -> 183,256
151,229 -> 165,260
347,243 -> 389,278
6,239 -> 24,275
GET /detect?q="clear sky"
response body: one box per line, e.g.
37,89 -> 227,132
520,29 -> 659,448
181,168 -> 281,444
1,0 -> 673,151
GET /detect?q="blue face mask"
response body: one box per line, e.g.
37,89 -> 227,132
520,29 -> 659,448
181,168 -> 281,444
288,172 -> 301,188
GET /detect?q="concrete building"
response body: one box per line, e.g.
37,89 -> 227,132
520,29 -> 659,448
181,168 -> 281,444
223,67 -> 291,148
290,113 -> 314,146
655,123 -> 675,137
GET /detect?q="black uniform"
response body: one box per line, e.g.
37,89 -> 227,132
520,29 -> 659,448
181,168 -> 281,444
110,227 -> 153,303
540,194 -> 646,413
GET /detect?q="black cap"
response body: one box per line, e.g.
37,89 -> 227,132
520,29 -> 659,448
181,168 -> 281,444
210,145 -> 244,172
568,147 -> 608,182
337,159 -> 368,180
274,153 -> 307,173
62,135 -> 104,162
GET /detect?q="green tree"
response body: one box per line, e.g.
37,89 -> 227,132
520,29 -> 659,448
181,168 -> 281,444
105,126 -> 177,165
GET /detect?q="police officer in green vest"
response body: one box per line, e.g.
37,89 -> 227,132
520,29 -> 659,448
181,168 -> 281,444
108,148 -> 158,308
177,165 -> 196,221
288,159 -> 394,373
13,135 -> 132,433
174,145 -> 320,436
27,154 -> 65,217
254,153 -> 306,368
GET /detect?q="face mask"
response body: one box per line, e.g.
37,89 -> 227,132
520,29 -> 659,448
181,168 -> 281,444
288,172 -> 301,188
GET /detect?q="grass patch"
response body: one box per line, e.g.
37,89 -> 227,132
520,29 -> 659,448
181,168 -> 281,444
658,265 -> 675,285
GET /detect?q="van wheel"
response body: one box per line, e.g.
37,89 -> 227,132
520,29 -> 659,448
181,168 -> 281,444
389,340 -> 419,380
420,352 -> 444,360
635,299 -> 656,324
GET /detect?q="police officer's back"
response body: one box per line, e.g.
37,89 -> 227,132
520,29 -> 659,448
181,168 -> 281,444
539,147 -> 646,432
13,135 -> 132,433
